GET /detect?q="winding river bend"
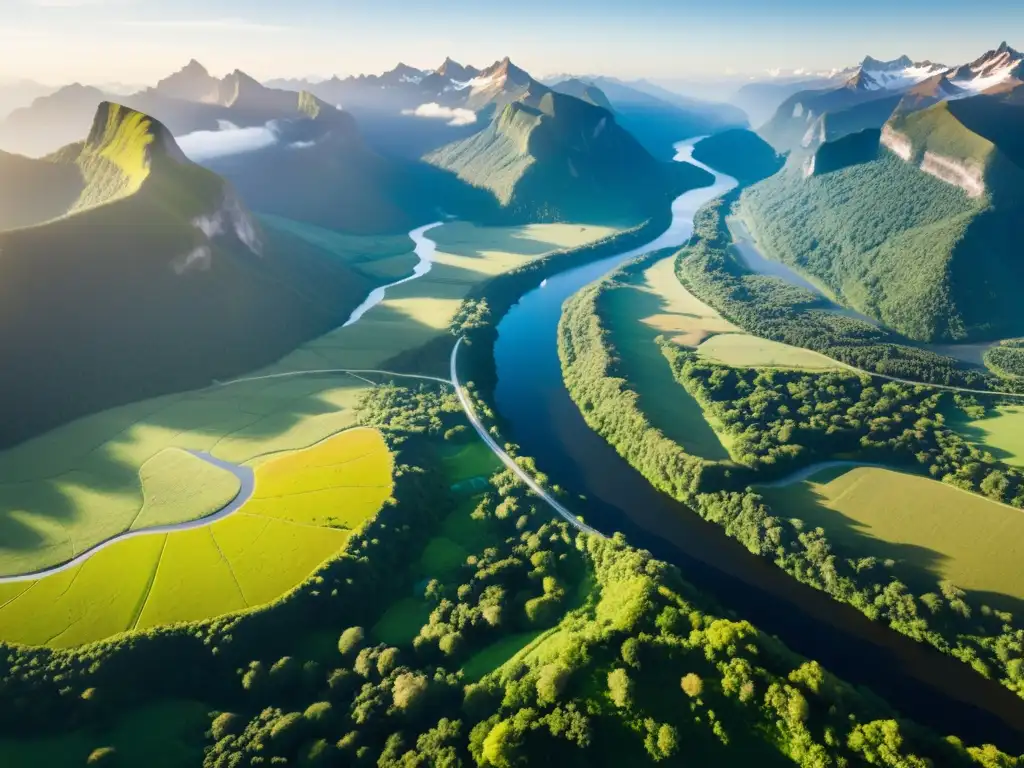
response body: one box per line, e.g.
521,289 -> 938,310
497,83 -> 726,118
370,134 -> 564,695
491,140 -> 1024,749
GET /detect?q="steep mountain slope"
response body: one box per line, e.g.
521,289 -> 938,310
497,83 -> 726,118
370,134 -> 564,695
151,59 -> 221,102
741,82 -> 1024,342
425,90 -> 712,223
730,73 -> 851,127
0,103 -> 383,447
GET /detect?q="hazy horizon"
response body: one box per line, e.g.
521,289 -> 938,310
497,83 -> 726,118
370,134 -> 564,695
4,0 -> 1024,87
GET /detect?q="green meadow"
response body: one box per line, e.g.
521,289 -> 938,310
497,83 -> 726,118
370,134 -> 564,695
760,465 -> 1024,607
600,256 -> 733,461
950,404 -> 1024,469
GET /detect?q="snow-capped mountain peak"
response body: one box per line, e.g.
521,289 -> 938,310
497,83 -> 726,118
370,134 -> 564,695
850,55 -> 948,91
436,57 -> 479,83
949,42 -> 1024,93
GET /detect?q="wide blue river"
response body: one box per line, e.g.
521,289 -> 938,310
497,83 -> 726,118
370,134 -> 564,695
491,140 -> 1024,749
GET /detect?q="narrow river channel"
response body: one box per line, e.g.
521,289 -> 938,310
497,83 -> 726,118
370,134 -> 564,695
491,139 -> 1024,750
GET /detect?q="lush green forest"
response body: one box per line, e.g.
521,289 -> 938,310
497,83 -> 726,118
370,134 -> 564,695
558,254 -> 1024,704
676,190 -> 990,388
1,383 -> 1012,766
739,147 -> 1024,342
691,129 -> 784,184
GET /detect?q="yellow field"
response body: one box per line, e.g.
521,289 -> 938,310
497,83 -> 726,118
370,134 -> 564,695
760,465 -> 1024,605
0,428 -> 391,647
132,448 -> 240,530
697,333 -> 841,370
0,220 -> 614,578
0,376 -> 370,576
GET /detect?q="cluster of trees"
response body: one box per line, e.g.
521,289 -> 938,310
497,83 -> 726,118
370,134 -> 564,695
205,485 -> 1017,767
663,344 -> 1024,506
1,376 -> 1018,764
985,340 -> 1024,380
559,258 -> 1024,703
676,189 -> 992,389
691,129 -> 785,185
663,344 -> 941,473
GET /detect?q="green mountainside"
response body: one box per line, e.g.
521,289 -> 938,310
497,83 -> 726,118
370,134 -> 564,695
425,90 -> 712,224
742,89 -> 1024,341
0,103 -> 383,447
807,127 -> 881,175
691,129 -> 784,183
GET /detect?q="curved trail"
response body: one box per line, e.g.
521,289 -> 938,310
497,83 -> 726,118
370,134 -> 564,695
449,339 -> 602,537
0,452 -> 254,584
0,222 -> 587,581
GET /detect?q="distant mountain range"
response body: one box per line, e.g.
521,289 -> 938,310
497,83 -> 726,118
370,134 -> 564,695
0,102 -> 384,446
740,42 -> 1024,343
0,79 -> 57,121
759,43 -> 1024,155
259,58 -> 745,159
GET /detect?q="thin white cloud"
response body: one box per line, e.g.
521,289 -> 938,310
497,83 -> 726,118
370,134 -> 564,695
177,122 -> 279,162
116,18 -> 290,33
402,102 -> 477,127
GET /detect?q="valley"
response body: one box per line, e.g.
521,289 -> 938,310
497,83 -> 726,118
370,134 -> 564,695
4,26 -> 1024,768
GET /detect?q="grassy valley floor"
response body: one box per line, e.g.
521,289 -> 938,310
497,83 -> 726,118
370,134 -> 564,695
0,219 -> 620,647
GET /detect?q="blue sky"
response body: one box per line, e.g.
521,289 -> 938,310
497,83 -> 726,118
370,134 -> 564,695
4,0 -> 1024,85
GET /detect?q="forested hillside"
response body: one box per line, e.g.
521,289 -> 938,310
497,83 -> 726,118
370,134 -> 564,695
740,151 -> 999,341
691,129 -> 784,183
426,90 -> 712,224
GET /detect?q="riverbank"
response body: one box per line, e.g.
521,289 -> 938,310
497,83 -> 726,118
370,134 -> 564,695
454,140 -> 1024,748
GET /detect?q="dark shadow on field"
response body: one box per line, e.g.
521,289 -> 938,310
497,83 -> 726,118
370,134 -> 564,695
0,307 -> 449,556
600,272 -> 731,462
762,470 -> 1024,618
945,411 -> 1016,464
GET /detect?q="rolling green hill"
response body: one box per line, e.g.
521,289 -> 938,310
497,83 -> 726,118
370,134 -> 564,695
691,129 -> 783,183
741,90 -> 1024,342
425,90 -> 712,224
0,103 -> 389,447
